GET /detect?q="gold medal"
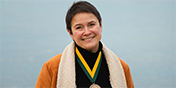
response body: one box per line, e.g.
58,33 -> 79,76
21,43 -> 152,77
89,83 -> 101,88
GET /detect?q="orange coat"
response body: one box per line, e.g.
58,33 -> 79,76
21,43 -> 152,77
35,53 -> 134,88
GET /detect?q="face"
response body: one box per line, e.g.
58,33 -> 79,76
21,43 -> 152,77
68,13 -> 102,53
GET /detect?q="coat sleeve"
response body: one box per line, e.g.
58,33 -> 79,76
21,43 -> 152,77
119,58 -> 134,88
35,63 -> 52,88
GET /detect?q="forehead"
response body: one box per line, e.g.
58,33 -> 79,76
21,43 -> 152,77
71,13 -> 98,26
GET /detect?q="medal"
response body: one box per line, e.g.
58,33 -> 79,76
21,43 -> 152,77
89,83 -> 101,88
76,47 -> 102,86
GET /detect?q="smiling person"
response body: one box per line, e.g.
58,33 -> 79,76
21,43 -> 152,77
35,1 -> 134,88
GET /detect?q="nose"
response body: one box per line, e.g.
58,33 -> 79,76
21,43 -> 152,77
83,27 -> 91,36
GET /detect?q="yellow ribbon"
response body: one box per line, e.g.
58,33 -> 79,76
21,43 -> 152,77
76,47 -> 102,78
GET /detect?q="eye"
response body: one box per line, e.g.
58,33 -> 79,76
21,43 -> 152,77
90,23 -> 95,26
76,26 -> 82,29
89,23 -> 95,27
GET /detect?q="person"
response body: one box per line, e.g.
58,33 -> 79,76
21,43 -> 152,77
35,1 -> 134,88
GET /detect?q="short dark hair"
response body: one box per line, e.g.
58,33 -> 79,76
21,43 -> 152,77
65,1 -> 102,34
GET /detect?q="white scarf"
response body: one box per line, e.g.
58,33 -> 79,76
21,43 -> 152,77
56,42 -> 127,88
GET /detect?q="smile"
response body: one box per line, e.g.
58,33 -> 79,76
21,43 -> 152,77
82,36 -> 95,41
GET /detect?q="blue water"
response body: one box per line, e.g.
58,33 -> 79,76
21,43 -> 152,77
1,0 -> 175,88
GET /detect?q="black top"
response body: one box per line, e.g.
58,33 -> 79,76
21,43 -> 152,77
75,42 -> 112,88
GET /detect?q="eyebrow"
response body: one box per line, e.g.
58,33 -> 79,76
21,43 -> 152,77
88,20 -> 95,23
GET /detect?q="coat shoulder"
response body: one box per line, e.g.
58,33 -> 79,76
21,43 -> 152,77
118,58 -> 129,69
118,58 -> 134,88
45,53 -> 62,71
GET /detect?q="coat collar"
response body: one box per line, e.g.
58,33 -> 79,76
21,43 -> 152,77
57,41 -> 127,88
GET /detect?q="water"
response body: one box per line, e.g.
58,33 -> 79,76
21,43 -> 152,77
1,0 -> 175,88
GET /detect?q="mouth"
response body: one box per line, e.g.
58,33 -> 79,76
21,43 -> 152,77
82,36 -> 95,41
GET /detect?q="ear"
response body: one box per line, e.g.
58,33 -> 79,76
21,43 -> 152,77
67,29 -> 74,40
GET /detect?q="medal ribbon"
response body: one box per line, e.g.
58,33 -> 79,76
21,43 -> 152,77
76,47 -> 102,83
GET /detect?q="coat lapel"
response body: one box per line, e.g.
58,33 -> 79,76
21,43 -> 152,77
102,44 -> 127,88
56,42 -> 76,88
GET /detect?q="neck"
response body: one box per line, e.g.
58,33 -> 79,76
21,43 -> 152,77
75,42 -> 102,54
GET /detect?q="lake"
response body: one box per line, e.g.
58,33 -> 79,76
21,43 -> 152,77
1,0 -> 175,88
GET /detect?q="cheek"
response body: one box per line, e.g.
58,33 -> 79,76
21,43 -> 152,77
73,31 -> 83,39
92,27 -> 102,35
